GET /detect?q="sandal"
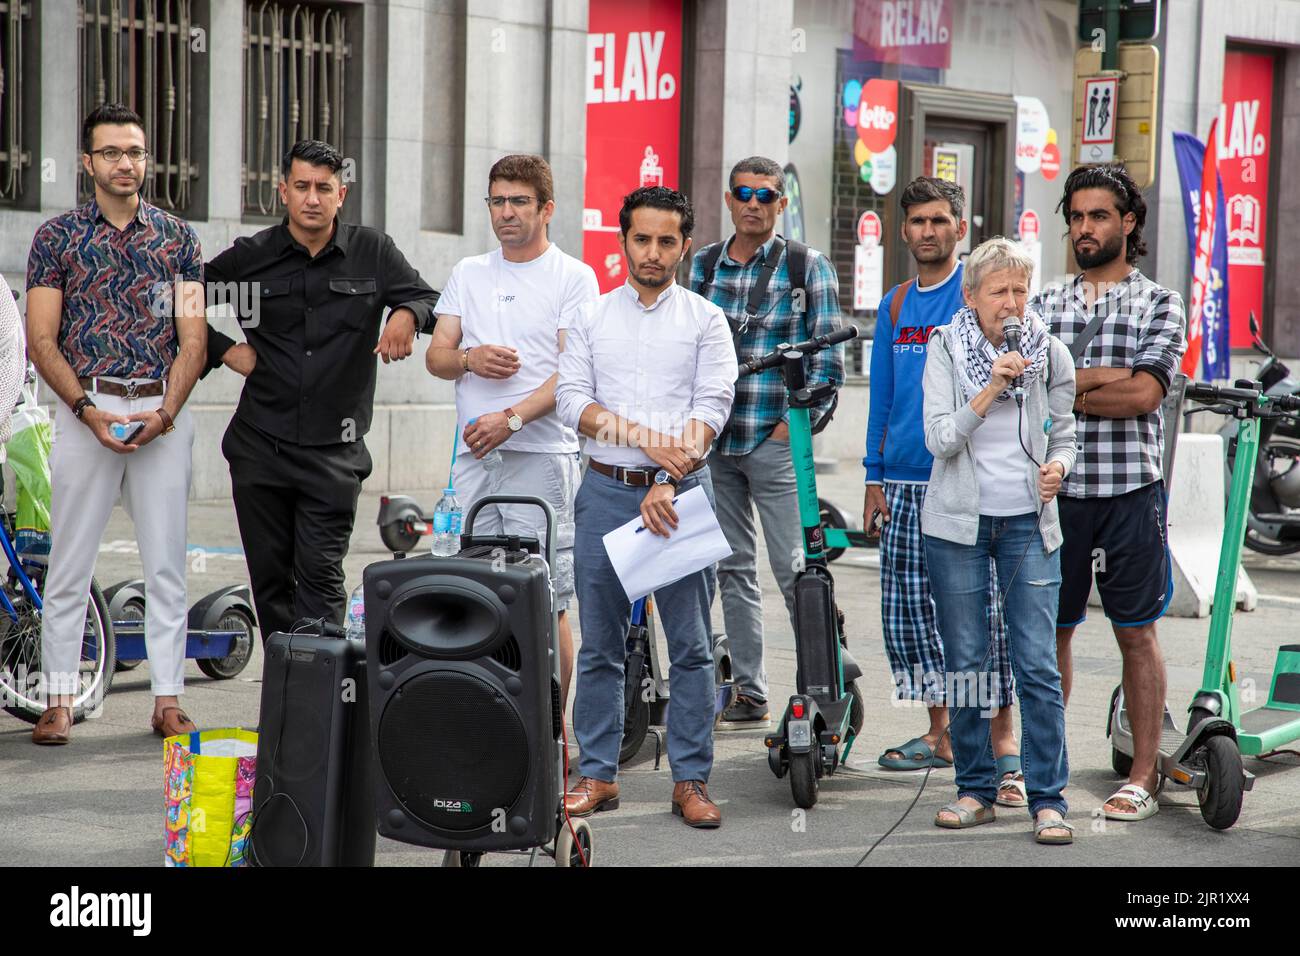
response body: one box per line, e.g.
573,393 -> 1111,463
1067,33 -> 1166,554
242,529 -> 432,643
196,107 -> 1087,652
1102,783 -> 1159,821
878,736 -> 953,771
1034,814 -> 1074,845
934,801 -> 996,829
995,754 -> 1027,808
151,706 -> 198,739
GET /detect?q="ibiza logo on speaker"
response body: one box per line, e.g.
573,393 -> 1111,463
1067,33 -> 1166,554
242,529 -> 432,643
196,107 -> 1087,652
431,797 -> 475,814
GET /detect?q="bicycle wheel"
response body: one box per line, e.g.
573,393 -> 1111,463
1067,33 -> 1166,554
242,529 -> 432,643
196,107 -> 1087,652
0,572 -> 115,725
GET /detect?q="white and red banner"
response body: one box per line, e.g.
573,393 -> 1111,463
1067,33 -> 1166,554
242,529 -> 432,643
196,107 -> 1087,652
851,0 -> 952,69
582,0 -> 683,293
1218,49 -> 1273,348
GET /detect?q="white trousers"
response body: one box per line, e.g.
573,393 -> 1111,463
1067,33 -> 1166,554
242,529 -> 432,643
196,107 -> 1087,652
41,390 -> 194,696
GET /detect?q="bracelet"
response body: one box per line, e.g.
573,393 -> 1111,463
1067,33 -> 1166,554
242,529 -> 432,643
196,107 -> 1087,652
72,396 -> 95,420
461,347 -> 471,372
1081,391 -> 1088,415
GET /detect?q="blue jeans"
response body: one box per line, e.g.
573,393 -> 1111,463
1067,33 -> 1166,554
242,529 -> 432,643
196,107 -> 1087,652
923,514 -> 1069,818
573,467 -> 716,783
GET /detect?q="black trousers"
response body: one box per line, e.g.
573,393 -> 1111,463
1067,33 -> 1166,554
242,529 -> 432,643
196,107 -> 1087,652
222,415 -> 373,643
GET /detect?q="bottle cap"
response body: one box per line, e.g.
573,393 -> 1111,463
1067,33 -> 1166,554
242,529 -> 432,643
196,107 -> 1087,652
444,487 -> 456,496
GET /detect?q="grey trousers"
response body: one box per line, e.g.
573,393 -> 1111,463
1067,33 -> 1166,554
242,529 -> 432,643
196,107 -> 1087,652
709,437 -> 802,703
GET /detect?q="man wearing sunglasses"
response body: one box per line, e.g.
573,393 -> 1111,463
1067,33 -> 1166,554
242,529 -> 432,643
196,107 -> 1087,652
425,155 -> 599,712
691,156 -> 845,730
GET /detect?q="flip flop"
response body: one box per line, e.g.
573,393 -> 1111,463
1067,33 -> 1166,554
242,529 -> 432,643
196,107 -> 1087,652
1102,784 -> 1159,821
934,801 -> 996,829
995,753 -> 1027,808
878,736 -> 953,771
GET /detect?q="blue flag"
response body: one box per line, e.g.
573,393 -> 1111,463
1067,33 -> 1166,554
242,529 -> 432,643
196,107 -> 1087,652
1172,131 -> 1230,380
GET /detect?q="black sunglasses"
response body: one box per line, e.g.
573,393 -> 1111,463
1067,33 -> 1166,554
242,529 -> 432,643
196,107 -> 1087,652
731,185 -> 781,204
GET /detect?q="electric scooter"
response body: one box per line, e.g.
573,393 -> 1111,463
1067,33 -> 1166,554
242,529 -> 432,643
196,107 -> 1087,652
745,326 -> 871,809
1107,380 -> 1300,829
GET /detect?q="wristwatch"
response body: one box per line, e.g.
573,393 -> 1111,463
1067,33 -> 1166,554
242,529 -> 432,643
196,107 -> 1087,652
156,408 -> 176,435
654,469 -> 679,489
505,407 -> 523,432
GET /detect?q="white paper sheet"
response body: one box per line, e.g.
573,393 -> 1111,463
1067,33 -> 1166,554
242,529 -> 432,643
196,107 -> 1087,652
601,485 -> 733,602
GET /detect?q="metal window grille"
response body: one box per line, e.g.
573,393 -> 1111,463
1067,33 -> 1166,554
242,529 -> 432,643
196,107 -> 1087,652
243,2 -> 349,217
78,0 -> 198,212
0,1 -> 32,203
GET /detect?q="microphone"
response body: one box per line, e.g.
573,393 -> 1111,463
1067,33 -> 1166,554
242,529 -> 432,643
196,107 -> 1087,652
1003,318 -> 1025,407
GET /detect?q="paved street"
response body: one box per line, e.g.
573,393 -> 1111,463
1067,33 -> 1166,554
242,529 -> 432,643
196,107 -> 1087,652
2,460 -> 1298,867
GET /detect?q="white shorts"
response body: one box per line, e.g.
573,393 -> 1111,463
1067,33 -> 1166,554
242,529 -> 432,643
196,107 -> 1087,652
452,448 -> 579,611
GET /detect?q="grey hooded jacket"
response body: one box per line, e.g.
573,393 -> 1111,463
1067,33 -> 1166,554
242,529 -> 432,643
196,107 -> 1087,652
920,322 -> 1078,551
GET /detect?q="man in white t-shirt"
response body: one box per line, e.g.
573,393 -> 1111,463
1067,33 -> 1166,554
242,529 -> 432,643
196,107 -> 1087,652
425,155 -> 599,709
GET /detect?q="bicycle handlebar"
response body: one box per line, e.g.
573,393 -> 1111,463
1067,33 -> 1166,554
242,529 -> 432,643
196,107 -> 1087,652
738,325 -> 859,378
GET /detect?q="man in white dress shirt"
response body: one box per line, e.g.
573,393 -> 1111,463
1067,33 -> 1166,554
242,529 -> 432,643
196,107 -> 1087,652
556,186 -> 737,828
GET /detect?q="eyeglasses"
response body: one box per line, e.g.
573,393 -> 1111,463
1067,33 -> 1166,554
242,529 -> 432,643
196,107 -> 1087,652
731,186 -> 781,204
89,147 -> 149,164
484,195 -> 538,209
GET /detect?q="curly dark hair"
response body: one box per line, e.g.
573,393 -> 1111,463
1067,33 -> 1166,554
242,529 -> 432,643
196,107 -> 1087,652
618,186 -> 695,239
1056,163 -> 1148,264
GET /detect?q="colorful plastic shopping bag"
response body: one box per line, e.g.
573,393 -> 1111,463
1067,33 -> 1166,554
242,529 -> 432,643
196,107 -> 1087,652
163,728 -> 258,867
3,377 -> 52,560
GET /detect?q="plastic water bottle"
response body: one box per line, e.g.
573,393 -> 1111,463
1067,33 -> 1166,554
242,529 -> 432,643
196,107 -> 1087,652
345,584 -> 366,642
431,487 -> 463,556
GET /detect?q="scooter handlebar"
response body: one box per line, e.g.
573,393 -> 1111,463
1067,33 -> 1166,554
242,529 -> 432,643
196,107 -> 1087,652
1185,382 -> 1300,413
739,324 -> 859,377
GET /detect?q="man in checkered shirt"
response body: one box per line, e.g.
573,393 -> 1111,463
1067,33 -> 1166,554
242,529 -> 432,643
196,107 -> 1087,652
1029,163 -> 1186,824
690,156 -> 845,729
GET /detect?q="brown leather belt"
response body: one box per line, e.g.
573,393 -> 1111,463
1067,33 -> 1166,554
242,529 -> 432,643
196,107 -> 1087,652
78,377 -> 164,398
587,458 -> 703,487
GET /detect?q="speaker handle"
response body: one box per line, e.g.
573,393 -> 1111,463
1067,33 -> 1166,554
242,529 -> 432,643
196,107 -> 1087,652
462,495 -> 558,566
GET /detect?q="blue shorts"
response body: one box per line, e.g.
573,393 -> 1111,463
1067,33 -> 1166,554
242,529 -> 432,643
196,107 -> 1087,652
1057,481 -> 1172,628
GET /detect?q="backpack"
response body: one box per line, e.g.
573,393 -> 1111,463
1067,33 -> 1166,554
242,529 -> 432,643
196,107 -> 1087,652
695,237 -> 840,435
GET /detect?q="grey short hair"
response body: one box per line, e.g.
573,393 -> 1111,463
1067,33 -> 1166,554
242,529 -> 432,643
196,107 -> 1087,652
728,156 -> 784,192
962,236 -> 1035,294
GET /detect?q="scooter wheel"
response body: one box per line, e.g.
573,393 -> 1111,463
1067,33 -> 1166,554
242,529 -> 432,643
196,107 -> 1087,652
819,498 -> 849,562
1111,747 -> 1133,778
619,692 -> 651,765
790,750 -> 819,809
847,680 -> 865,737
197,608 -> 256,680
114,597 -> 145,672
555,817 -> 593,867
1197,735 -> 1245,830
441,850 -> 483,868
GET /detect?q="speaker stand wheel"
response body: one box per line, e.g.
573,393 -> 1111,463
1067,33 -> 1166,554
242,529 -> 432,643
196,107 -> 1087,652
554,818 -> 593,867
441,850 -> 483,868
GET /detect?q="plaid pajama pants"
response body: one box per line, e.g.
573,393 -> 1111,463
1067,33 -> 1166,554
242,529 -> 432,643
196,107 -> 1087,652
879,482 -> 1016,707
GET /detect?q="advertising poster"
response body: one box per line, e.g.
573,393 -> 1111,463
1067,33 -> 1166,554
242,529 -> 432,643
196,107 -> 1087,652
582,0 -> 683,293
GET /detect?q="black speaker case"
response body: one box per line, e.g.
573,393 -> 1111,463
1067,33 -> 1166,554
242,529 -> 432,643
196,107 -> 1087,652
364,551 -> 563,853
253,633 -> 376,867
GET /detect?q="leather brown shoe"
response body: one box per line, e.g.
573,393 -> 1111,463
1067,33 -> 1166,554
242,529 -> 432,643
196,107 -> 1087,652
32,706 -> 72,745
672,780 -> 721,828
151,706 -> 198,738
564,776 -> 620,817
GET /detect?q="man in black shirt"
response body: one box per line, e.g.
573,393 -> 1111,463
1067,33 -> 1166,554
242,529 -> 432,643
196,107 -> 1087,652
204,140 -> 438,641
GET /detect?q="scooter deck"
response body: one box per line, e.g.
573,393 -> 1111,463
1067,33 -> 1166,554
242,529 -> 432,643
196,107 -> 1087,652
114,629 -> 243,662
1237,707 -> 1300,756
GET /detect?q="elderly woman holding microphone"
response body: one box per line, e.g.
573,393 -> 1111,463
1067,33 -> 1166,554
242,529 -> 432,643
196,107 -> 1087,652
920,237 -> 1076,845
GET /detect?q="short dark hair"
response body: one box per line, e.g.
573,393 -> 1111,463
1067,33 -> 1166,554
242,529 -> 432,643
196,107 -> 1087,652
618,186 -> 695,239
728,156 -> 784,193
281,139 -> 344,179
899,176 -> 965,221
488,154 -> 555,206
82,103 -> 145,154
1056,162 -> 1148,264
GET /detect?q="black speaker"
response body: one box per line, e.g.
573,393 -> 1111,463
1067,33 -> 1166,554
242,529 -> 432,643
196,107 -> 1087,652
252,631 -> 375,866
364,543 -> 562,852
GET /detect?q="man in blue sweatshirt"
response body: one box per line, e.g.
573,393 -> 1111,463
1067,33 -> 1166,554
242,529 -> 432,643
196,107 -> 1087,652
862,178 -> 1023,804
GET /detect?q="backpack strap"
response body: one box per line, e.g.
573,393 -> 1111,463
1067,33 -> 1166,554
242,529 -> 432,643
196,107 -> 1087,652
694,241 -> 728,300
889,278 -> 915,329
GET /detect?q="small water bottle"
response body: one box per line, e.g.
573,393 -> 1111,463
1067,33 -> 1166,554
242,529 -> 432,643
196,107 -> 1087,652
345,584 -> 366,642
431,487 -> 463,556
